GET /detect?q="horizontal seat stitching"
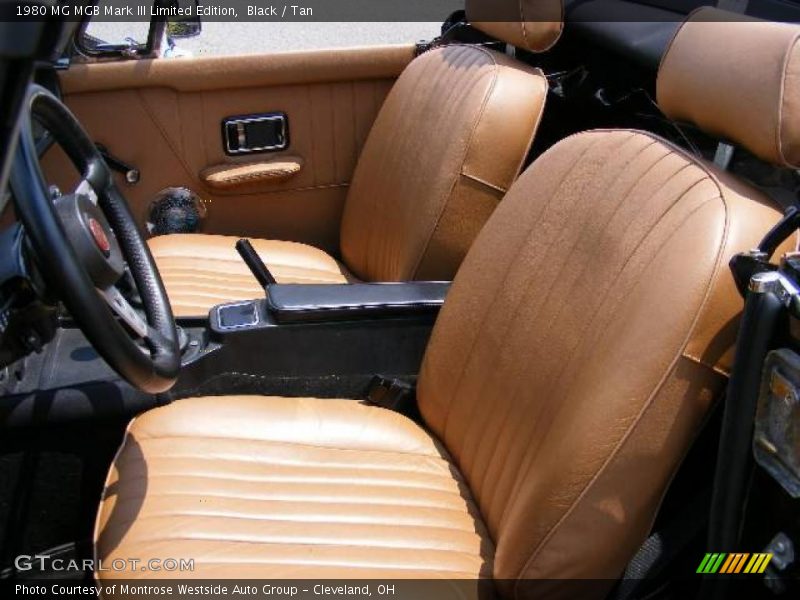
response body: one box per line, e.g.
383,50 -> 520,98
158,267 -> 345,281
111,494 -> 475,519
164,281 -> 259,291
133,511 -> 483,535
165,294 -> 259,303
162,283 -> 262,293
164,279 -> 342,288
160,289 -> 259,299
120,471 -> 466,495
160,274 -> 346,285
137,490 -> 470,511
158,272 -> 264,282
157,261 -> 344,276
154,254 -> 341,272
161,273 -> 340,284
156,268 -> 263,278
127,534 -> 488,559
134,433 -> 446,461
131,450 -> 453,476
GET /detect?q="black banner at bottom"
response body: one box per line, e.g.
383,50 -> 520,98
1,578 -> 786,600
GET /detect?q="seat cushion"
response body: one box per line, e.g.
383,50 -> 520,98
95,396 -> 494,580
149,234 -> 352,318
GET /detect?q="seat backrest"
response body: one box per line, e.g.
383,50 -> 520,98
339,0 -> 564,282
418,8 -> 800,595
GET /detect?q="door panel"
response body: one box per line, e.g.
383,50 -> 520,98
43,46 -> 413,254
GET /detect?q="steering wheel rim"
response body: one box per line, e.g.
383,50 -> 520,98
11,85 -> 179,393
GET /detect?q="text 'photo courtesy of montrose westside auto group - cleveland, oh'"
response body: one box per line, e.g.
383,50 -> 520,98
1,0 -> 800,599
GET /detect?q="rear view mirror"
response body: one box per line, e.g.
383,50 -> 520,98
166,0 -> 202,39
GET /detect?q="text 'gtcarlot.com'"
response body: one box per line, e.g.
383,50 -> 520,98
14,554 -> 194,573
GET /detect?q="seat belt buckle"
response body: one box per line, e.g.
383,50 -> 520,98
365,375 -> 415,412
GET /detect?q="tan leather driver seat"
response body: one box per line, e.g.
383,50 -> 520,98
95,10 -> 800,596
149,1 -> 564,317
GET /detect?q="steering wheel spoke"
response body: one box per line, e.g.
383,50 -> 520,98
74,178 -> 99,204
98,286 -> 148,339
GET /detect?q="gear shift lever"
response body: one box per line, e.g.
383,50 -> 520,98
235,238 -> 277,287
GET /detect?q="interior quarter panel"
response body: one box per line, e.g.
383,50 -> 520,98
42,46 -> 414,254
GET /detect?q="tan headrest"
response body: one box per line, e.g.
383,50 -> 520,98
657,7 -> 800,168
465,0 -> 564,53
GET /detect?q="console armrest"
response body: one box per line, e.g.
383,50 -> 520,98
266,282 -> 449,324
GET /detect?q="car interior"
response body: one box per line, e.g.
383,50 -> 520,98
1,0 -> 800,599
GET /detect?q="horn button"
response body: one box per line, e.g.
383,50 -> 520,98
88,217 -> 111,255
53,192 -> 125,288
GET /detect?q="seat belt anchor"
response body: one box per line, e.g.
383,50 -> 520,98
365,375 -> 415,412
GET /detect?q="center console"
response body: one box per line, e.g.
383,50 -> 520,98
172,281 -> 449,400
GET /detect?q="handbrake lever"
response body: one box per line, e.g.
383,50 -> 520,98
235,238 -> 277,287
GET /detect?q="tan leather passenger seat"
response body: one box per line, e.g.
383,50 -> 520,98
96,8 -> 800,595
150,0 -> 563,317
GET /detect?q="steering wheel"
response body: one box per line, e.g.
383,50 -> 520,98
11,85 -> 179,394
